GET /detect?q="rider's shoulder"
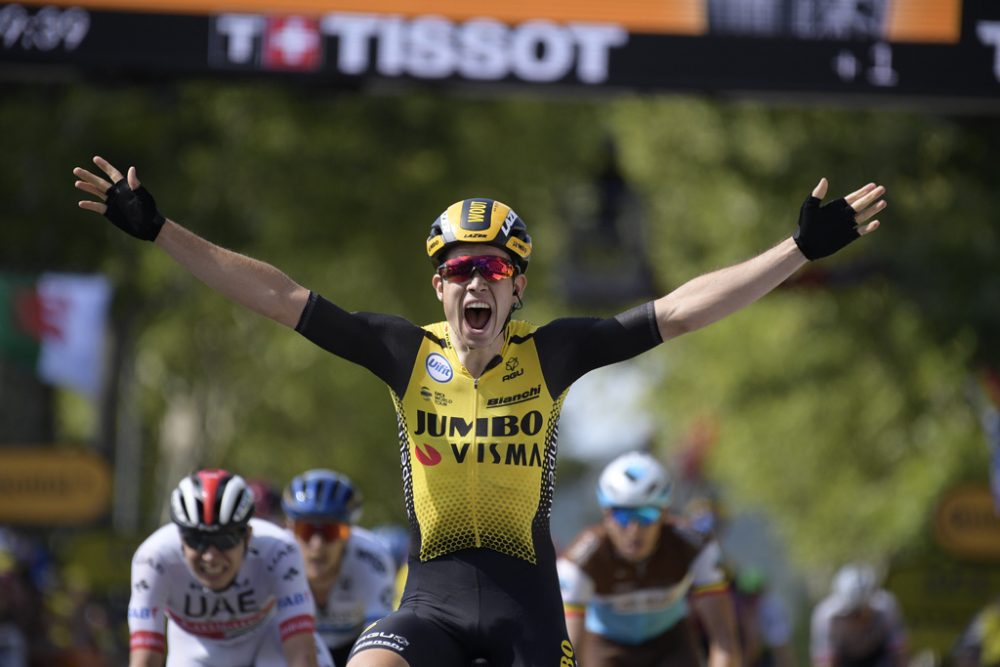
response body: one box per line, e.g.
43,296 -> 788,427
561,524 -> 606,565
131,524 -> 184,572
248,517 -> 296,549
348,525 -> 388,551
662,516 -> 709,550
344,526 -> 396,577
134,523 -> 181,554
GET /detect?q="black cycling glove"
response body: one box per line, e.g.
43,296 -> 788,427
793,195 -> 859,260
104,179 -> 165,241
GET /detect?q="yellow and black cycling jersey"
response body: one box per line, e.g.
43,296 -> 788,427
296,292 -> 661,566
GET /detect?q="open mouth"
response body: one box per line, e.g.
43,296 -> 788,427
464,302 -> 493,332
197,561 -> 228,579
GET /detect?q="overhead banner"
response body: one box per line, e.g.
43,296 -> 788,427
2,0 -> 999,103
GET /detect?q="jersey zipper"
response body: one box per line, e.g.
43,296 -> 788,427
472,375 -> 481,548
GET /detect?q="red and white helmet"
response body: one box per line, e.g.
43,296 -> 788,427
170,469 -> 255,532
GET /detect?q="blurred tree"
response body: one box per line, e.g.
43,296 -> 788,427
609,98 -> 995,569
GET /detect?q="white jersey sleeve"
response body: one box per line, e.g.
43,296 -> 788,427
810,596 -> 838,662
127,524 -> 178,654
313,526 -> 397,651
251,519 -> 319,642
871,590 -> 908,651
556,557 -> 595,611
689,539 -> 727,592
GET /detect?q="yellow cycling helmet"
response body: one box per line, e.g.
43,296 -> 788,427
426,198 -> 533,274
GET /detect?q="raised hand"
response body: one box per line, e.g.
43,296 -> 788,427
793,178 -> 886,260
74,156 -> 165,241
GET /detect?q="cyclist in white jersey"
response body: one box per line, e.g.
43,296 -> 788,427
127,469 -> 335,667
282,470 -> 396,666
558,452 -> 739,667
810,564 -> 908,667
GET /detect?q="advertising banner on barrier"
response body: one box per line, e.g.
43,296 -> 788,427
2,0 -> 999,104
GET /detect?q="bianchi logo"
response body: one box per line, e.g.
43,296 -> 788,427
486,385 -> 541,408
426,353 -> 453,383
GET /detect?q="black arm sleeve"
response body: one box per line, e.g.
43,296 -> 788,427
295,292 -> 426,396
533,301 -> 662,397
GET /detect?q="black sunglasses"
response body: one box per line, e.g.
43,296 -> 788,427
180,528 -> 246,553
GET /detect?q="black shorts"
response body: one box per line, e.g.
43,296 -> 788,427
349,548 -> 577,667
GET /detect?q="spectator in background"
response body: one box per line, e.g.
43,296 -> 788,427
810,563 -> 908,667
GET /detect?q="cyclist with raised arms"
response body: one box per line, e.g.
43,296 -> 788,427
126,469 -> 334,667
558,451 -> 739,667
75,155 -> 886,667
282,469 -> 396,666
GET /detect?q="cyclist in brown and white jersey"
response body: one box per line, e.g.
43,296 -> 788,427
558,451 -> 739,667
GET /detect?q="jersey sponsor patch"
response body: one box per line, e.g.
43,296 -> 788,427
166,596 -> 277,640
129,631 -> 166,652
279,613 -> 317,641
425,353 -> 454,383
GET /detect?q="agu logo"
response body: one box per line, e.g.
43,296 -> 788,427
426,353 -> 454,383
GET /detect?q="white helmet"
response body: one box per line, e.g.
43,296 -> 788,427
832,564 -> 877,610
597,451 -> 672,509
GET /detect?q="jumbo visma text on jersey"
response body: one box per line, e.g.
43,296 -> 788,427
395,321 -> 563,564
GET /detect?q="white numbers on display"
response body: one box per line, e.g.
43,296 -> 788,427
0,4 -> 90,51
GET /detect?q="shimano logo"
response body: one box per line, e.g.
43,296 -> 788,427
487,385 -> 540,406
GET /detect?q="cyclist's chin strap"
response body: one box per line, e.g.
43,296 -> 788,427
500,288 -> 523,330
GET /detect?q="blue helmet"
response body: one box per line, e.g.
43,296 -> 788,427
282,469 -> 363,523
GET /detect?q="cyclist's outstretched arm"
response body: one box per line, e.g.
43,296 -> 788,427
74,156 -> 309,328
129,648 -> 165,667
282,632 -> 321,667
654,178 -> 886,342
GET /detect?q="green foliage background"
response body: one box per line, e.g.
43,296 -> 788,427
2,83 -> 997,583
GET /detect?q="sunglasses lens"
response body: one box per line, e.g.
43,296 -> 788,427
438,256 -> 514,283
611,507 -> 662,527
182,529 -> 244,552
293,521 -> 349,542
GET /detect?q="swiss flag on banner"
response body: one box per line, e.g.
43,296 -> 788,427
262,16 -> 322,71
